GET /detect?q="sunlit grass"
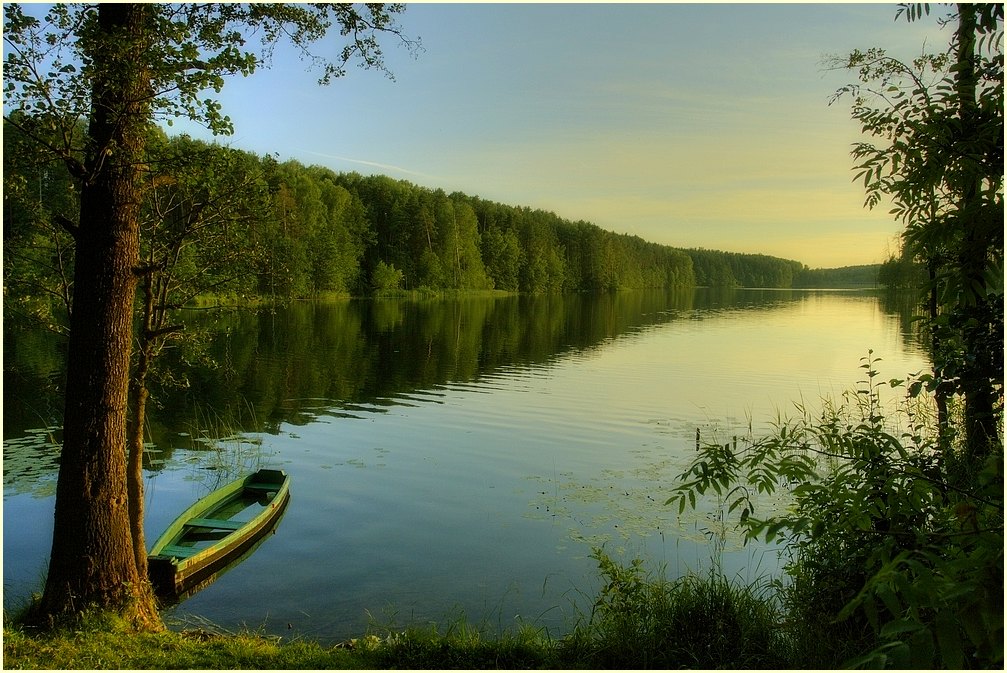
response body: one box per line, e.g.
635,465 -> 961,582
4,552 -> 799,670
2,620 -> 366,669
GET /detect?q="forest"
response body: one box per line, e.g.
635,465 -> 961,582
1,3 -> 1000,667
4,121 -> 877,320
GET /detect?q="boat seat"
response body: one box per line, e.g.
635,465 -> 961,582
159,544 -> 197,559
185,517 -> 244,530
245,482 -> 280,492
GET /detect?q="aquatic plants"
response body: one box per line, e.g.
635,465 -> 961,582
557,548 -> 790,669
667,352 -> 1003,668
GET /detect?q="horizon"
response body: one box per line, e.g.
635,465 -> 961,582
194,145 -> 886,272
160,3 -> 950,268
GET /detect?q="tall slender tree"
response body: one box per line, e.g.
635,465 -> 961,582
3,2 -> 417,628
831,2 -> 1003,464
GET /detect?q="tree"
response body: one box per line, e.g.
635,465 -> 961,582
128,133 -> 273,577
451,199 -> 491,290
831,2 -> 1003,464
2,116 -> 79,332
668,7 -> 1003,667
371,259 -> 405,293
313,173 -> 369,295
3,2 -> 416,628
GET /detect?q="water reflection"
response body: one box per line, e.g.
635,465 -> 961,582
3,288 -> 932,638
3,289 -> 925,494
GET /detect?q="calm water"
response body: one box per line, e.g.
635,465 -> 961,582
3,289 -> 929,641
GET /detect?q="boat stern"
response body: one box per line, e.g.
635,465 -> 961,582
148,555 -> 182,597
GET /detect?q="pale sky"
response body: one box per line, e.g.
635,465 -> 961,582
169,3 -> 947,268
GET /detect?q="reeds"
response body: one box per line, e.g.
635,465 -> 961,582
557,548 -> 792,669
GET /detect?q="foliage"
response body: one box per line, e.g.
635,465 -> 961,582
835,8 -> 1003,283
6,133 -> 858,303
687,248 -> 804,288
667,353 -> 1004,668
558,548 -> 791,669
2,116 -> 78,333
370,260 -> 405,294
3,4 -> 417,143
877,248 -> 927,290
141,132 -> 273,308
829,3 -> 1004,462
3,0 -> 419,629
795,264 -> 881,289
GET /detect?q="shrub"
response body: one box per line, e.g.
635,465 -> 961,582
560,549 -> 791,669
371,261 -> 404,294
667,352 -> 1004,668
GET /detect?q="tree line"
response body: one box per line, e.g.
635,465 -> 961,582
5,124 -> 879,316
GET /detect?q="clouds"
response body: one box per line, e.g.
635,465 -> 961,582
299,150 -> 444,181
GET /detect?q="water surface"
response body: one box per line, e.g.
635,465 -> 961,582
3,289 -> 929,641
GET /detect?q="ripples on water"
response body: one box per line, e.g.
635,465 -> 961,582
3,290 -> 930,641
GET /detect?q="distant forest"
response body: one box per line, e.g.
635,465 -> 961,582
4,126 -> 880,304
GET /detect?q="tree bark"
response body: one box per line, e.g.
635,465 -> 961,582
127,269 -> 156,579
954,4 -> 999,462
37,3 -> 160,629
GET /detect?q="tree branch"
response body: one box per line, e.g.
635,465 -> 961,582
53,213 -> 79,239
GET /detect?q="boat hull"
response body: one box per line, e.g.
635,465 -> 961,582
148,468 -> 290,599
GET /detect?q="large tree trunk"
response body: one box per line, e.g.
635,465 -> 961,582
36,3 -> 160,629
954,4 -> 1000,463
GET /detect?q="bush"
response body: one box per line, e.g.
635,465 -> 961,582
667,352 -> 1004,668
371,261 -> 404,294
559,549 -> 791,669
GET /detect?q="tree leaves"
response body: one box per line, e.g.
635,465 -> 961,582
668,350 -> 1004,668
4,4 -> 419,142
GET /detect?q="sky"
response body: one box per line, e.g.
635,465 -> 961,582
166,3 -> 950,268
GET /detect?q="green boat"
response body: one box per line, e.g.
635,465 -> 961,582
147,468 -> 291,598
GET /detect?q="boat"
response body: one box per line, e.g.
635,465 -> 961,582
147,468 -> 291,598
159,508 -> 289,606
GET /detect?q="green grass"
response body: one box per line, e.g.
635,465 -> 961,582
557,550 -> 794,669
3,615 -> 556,670
3,551 -> 806,670
3,622 -> 370,669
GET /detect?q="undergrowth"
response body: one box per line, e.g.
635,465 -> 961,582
558,549 -> 792,669
4,556 -> 793,669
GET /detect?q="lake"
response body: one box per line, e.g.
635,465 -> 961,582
3,288 -> 930,642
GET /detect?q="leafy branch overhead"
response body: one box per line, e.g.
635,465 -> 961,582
827,4 -> 1003,306
3,3 -> 421,173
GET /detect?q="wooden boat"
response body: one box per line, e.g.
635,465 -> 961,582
159,507 -> 289,606
148,468 -> 290,598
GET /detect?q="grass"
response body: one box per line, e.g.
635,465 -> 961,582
3,613 -> 556,670
3,621 -> 369,669
557,550 -> 793,669
4,551 -> 804,670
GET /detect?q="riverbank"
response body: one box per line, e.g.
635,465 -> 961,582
4,621 -> 555,670
187,287 -> 518,307
4,557 -> 796,669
